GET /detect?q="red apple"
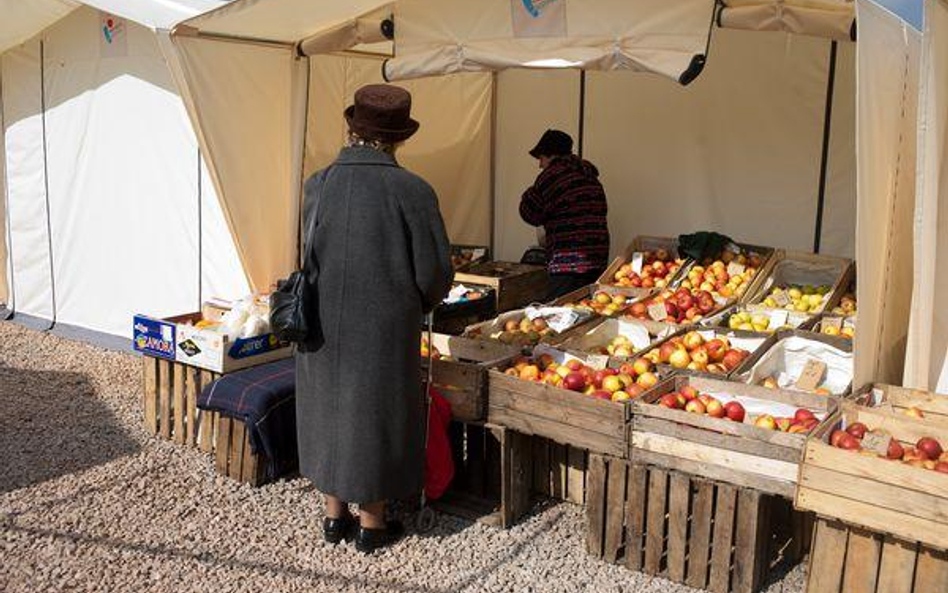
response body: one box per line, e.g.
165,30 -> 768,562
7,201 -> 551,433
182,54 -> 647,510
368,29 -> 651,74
630,302 -> 648,318
626,384 -> 645,399
724,401 -> 745,423
917,437 -> 944,460
935,462 -> 948,474
794,409 -> 816,424
706,398 -> 725,419
887,439 -> 904,460
685,399 -> 706,414
838,434 -> 862,450
592,369 -> 609,389
705,339 -> 726,363
659,393 -> 681,409
830,429 -> 848,448
566,359 -> 584,372
564,372 -> 587,392
680,385 -> 700,401
722,349 -> 746,372
658,342 -> 679,364
846,422 -> 868,440
591,390 -> 612,401
664,301 -> 679,319
755,415 -> 777,430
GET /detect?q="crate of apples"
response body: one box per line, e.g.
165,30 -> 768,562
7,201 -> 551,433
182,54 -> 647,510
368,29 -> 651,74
760,284 -> 832,313
632,375 -> 834,497
679,252 -> 763,301
569,290 -> 631,317
626,287 -> 717,325
828,424 -> 948,472
609,249 -> 684,290
501,354 -> 659,403
643,331 -> 751,376
830,292 -> 856,316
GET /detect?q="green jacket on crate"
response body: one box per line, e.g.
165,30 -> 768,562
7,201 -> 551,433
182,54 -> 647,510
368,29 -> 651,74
296,143 -> 453,504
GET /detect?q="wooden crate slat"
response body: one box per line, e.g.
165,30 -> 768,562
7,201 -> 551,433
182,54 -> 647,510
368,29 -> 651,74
467,424 -> 486,498
491,376 -> 626,424
567,446 -> 586,505
840,528 -> 882,593
666,472 -> 690,583
486,425 -> 503,500
625,464 -> 648,572
806,518 -> 851,593
733,489 -> 764,593
240,431 -> 261,485
709,484 -> 736,593
644,468 -> 668,575
158,359 -> 172,439
876,535 -> 918,593
215,415 -> 232,475
491,404 -> 626,459
585,453 -> 607,557
143,357 -> 158,435
184,366 -> 199,447
634,416 -> 801,464
631,433 -> 798,498
914,546 -> 948,592
501,429 -> 532,528
532,436 -> 550,496
229,420 -> 246,480
172,363 -> 186,445
603,457 -> 627,563
686,480 -> 714,589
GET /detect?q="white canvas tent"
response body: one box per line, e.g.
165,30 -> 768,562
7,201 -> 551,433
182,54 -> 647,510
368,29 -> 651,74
0,0 -> 250,342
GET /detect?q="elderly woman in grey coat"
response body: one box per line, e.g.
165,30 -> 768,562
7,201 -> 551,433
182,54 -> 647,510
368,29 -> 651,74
296,84 -> 453,553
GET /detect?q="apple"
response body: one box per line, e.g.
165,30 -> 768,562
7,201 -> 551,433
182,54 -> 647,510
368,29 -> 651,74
664,301 -> 680,319
706,399 -> 725,419
677,294 -> 696,313
660,393 -> 681,409
706,363 -> 728,375
602,375 -> 623,393
682,331 -> 704,350
680,386 -> 700,401
776,418 -> 793,432
556,366 -> 572,379
669,349 -> 691,369
887,439 -> 904,460
659,342 -> 679,364
564,372 -> 587,392
838,434 -> 862,450
755,415 -> 777,430
705,339 -> 726,363
903,447 -> 926,462
611,391 -> 631,402
592,370 -> 609,389
566,359 -> 584,372
830,429 -> 848,447
917,437 -> 944,460
697,394 -> 713,407
846,422 -> 868,440
520,365 -> 540,381
794,409 -> 816,424
722,349 -> 746,372
637,372 -> 658,389
802,418 -> 820,430
935,462 -> 948,474
632,358 -> 652,376
724,401 -> 746,422
630,302 -> 648,318
788,424 -> 810,434
617,374 -> 635,388
589,389 -> 611,400
691,350 -> 710,367
685,399 -> 706,414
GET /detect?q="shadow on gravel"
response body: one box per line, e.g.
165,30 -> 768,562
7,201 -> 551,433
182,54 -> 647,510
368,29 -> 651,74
0,365 -> 140,495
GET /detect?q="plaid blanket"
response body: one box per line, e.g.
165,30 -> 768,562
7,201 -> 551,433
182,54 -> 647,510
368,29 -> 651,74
198,358 -> 297,480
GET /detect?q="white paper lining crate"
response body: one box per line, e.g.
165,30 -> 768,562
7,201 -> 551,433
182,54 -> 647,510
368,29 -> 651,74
795,402 -> 948,552
597,236 -> 688,298
630,376 -> 837,498
585,455 -> 813,593
805,517 -> 948,593
424,333 -> 520,422
852,383 -> 948,425
557,317 -> 678,367
738,329 -> 854,396
454,261 -> 549,313
141,356 -> 267,486
550,284 -> 642,318
743,250 -> 853,313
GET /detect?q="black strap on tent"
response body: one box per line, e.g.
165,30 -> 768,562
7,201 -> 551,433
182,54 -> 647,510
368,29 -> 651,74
40,40 -> 57,330
813,41 -> 838,254
578,70 -> 586,158
680,0 -> 720,86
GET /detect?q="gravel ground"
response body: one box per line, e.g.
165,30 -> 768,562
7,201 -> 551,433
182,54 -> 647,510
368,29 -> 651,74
0,322 -> 806,593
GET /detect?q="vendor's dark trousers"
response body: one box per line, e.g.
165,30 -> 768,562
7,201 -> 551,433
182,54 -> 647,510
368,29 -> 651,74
546,270 -> 603,302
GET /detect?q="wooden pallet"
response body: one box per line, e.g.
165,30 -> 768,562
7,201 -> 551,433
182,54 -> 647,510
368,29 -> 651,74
142,356 -> 268,486
795,402 -> 948,551
454,261 -> 549,313
630,375 -> 836,498
586,455 -> 812,593
806,517 -> 948,593
424,334 -> 519,423
487,363 -> 630,458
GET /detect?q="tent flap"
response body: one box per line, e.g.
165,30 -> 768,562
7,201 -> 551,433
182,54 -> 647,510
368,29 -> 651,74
719,0 -> 855,41
384,0 -> 716,82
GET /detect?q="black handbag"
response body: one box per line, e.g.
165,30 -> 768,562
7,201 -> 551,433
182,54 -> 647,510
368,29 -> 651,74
269,171 -> 326,344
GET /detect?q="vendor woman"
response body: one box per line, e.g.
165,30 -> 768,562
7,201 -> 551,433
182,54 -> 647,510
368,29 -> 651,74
296,84 -> 454,553
519,129 -> 610,299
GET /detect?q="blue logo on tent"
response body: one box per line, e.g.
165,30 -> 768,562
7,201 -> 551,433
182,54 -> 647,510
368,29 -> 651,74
521,0 -> 559,18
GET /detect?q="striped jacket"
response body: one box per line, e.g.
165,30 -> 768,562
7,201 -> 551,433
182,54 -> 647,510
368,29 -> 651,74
520,155 -> 610,275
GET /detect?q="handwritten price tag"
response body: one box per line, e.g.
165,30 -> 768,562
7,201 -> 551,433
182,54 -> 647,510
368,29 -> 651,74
796,359 -> 827,392
727,261 -> 746,277
772,291 -> 791,307
586,354 -> 609,370
631,252 -> 644,275
648,302 -> 668,322
861,432 -> 892,457
823,316 -> 844,331
769,310 -> 789,329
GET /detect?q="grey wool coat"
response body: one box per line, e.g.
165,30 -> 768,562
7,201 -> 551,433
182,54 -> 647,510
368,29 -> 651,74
295,145 -> 453,504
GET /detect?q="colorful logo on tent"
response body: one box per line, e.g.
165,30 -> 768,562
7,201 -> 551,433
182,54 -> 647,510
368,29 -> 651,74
521,0 -> 560,18
102,17 -> 119,44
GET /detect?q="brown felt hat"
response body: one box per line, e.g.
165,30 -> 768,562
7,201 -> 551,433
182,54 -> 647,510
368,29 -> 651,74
344,84 -> 420,143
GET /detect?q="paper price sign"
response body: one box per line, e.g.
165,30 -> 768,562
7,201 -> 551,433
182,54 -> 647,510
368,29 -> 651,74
631,252 -> 644,275
772,291 -> 791,307
795,359 -> 827,392
769,310 -> 789,329
648,302 -> 668,322
727,261 -> 746,277
861,432 -> 892,457
823,316 -> 844,331
586,354 -> 609,370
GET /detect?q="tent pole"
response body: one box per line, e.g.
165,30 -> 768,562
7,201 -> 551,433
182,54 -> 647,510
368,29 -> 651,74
40,40 -> 56,330
813,41 -> 838,254
489,72 -> 497,258
578,70 -> 586,158
197,149 -> 203,308
0,63 -> 14,319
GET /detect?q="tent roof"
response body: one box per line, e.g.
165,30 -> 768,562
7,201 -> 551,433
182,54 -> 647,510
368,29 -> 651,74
0,0 -> 227,54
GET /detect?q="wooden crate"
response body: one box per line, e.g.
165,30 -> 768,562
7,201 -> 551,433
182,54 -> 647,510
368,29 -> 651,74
585,455 -> 813,593
454,261 -> 549,313
743,250 -> 853,313
550,284 -> 642,317
487,361 -> 631,458
851,383 -> 948,425
462,308 -> 596,348
424,333 -> 520,422
706,304 -> 814,333
142,356 -> 268,486
630,375 -> 836,498
738,329 -> 854,396
795,403 -> 948,551
646,327 -> 776,380
805,517 -> 948,593
596,235 -> 688,298
683,241 -> 777,307
557,316 -> 678,367
450,244 -> 490,271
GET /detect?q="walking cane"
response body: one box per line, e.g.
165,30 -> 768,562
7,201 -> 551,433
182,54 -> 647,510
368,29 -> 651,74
415,311 -> 437,533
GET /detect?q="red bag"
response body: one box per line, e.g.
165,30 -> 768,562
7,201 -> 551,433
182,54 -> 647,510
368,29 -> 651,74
424,388 -> 454,500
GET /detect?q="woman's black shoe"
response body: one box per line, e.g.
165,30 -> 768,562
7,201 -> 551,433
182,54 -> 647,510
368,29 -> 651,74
323,513 -> 355,544
354,520 -> 405,554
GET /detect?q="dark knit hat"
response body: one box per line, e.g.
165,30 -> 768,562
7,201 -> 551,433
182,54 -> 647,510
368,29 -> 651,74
529,129 -> 573,158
